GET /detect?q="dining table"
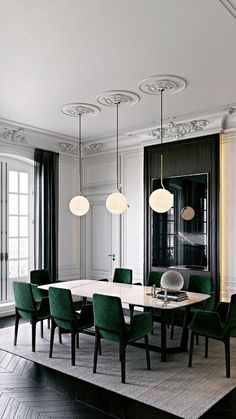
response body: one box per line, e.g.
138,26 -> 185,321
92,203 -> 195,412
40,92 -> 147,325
39,279 -> 209,362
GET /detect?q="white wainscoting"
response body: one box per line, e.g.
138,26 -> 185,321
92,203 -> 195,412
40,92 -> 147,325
58,156 -> 80,281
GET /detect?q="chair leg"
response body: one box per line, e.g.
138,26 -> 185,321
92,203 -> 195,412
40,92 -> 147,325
98,339 -> 102,356
188,331 -> 195,367
76,333 -> 79,349
225,337 -> 230,378
93,328 -> 99,373
129,304 -> 134,322
40,320 -> 44,338
14,309 -> 20,346
32,320 -> 36,352
120,342 -> 126,384
58,328 -> 62,344
71,332 -> 76,366
149,308 -> 154,335
47,318 -> 50,329
170,312 -> 175,339
205,337 -> 208,358
49,320 -> 56,358
196,334 -> 199,345
145,335 -> 151,370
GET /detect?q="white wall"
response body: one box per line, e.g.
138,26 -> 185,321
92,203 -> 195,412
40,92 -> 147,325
81,147 -> 144,283
220,129 -> 236,301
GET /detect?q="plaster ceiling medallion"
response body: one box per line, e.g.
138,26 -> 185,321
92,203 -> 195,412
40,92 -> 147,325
149,119 -> 211,140
138,75 -> 186,95
60,103 -> 101,118
96,90 -> 140,107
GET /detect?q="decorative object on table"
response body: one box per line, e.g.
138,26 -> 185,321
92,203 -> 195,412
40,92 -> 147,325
60,103 -> 101,216
160,270 -> 184,304
138,75 -> 187,213
97,90 -> 140,214
180,206 -> 195,221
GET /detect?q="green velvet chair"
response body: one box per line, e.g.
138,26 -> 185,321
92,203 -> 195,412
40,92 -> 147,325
48,287 -> 94,365
147,271 -> 163,287
170,275 -> 214,339
93,293 -> 152,383
113,268 -> 132,284
13,281 -> 50,352
188,294 -> 236,378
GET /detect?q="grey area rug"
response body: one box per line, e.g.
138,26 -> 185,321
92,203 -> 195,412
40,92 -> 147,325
0,322 -> 235,419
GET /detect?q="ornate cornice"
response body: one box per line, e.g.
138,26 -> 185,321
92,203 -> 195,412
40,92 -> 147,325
148,119 -> 211,140
57,141 -> 104,157
0,126 -> 26,143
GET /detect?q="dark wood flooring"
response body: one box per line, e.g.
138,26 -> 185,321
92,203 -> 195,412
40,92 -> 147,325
0,316 -> 236,418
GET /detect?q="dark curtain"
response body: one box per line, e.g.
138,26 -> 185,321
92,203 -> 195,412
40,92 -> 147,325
34,148 -> 59,282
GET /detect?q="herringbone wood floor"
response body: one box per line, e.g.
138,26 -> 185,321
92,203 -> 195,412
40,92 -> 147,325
0,349 -> 111,419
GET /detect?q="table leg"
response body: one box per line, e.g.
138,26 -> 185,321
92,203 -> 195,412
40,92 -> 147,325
161,310 -> 167,362
180,305 -> 191,351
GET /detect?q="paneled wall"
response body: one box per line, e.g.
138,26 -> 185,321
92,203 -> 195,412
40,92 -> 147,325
144,135 -> 220,295
81,149 -> 144,283
220,129 -> 236,301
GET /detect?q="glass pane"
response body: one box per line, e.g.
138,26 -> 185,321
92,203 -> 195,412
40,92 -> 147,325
20,172 -> 28,193
9,238 -> 18,259
9,260 -> 18,279
19,259 -> 28,277
9,171 -> 18,193
19,217 -> 28,237
19,195 -> 28,215
9,194 -> 18,215
19,238 -> 28,258
9,216 -> 18,237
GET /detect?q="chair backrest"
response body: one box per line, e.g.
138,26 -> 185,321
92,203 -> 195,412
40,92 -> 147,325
188,275 -> 212,294
49,287 -> 76,330
93,293 -> 126,340
13,281 -> 36,320
113,268 -> 132,284
225,294 -> 236,333
30,269 -> 51,286
147,271 -> 164,287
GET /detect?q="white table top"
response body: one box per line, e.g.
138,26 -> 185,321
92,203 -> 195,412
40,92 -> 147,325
39,279 -> 209,310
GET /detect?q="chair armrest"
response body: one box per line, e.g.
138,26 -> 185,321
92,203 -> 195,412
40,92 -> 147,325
38,297 -> 50,316
78,304 -> 94,325
216,301 -> 229,322
189,310 -> 223,335
129,312 -> 152,342
31,283 -> 48,302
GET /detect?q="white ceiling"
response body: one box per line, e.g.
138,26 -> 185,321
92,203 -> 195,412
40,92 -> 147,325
0,0 -> 235,142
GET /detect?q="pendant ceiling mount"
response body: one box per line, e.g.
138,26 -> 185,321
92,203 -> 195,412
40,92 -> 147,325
60,103 -> 101,118
96,90 -> 140,107
138,75 -> 186,96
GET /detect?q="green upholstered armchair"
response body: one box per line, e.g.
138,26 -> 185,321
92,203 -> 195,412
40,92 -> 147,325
48,287 -> 94,365
93,293 -> 152,383
170,274 -> 214,339
113,268 -> 132,284
13,281 -> 50,352
188,294 -> 236,378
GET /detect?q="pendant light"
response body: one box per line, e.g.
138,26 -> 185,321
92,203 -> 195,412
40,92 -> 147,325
149,89 -> 173,213
96,90 -> 140,215
106,101 -> 128,214
60,103 -> 101,216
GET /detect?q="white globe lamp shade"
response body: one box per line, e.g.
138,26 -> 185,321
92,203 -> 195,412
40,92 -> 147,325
149,188 -> 173,213
106,192 -> 128,215
69,195 -> 90,216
